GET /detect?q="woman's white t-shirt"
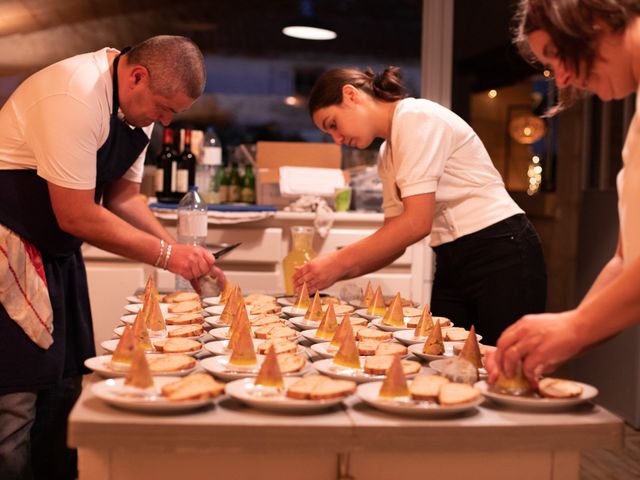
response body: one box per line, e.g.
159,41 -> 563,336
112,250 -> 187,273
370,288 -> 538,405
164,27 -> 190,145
378,97 -> 523,247
0,48 -> 152,189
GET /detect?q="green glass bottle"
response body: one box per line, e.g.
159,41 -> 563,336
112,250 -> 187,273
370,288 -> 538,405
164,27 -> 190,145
218,164 -> 230,203
228,162 -> 242,203
241,164 -> 256,204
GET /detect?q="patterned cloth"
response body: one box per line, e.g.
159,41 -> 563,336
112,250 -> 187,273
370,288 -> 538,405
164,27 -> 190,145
0,225 -> 53,348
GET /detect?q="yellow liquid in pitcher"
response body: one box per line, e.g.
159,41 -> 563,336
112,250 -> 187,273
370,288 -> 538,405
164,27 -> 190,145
283,249 -> 315,295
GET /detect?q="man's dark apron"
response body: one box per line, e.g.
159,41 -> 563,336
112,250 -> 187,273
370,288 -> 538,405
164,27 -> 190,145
0,49 -> 149,393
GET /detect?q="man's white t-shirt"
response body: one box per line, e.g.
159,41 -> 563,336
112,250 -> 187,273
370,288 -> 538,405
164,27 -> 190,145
378,97 -> 523,247
0,47 -> 152,189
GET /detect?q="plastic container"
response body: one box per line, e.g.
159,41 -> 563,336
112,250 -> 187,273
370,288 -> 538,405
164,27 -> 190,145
175,186 -> 208,291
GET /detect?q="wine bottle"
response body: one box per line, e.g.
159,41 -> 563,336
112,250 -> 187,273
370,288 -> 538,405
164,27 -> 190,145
177,129 -> 196,193
156,128 -> 178,202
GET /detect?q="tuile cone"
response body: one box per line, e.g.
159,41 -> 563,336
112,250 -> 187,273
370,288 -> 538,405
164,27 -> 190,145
219,281 -> 234,304
220,285 -> 241,325
304,291 -> 324,321
228,307 -> 249,351
147,294 -> 167,334
330,312 -> 353,347
414,304 -> 434,337
316,303 -> 339,340
494,360 -> 533,395
293,282 -> 311,311
422,320 -> 445,355
111,325 -> 137,364
458,325 -> 483,368
378,354 -> 410,397
367,286 -> 386,316
382,293 -> 405,326
124,347 -> 154,389
229,317 -> 257,366
142,275 -> 159,302
362,281 -> 374,307
332,320 -> 361,369
254,345 -> 284,388
132,309 -> 153,351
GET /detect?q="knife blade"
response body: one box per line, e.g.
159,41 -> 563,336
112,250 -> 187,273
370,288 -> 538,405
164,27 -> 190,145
212,242 -> 242,259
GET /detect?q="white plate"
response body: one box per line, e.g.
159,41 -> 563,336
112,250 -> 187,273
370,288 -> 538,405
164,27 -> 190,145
203,339 -> 264,356
91,376 -> 214,413
300,328 -> 334,344
309,342 -> 339,359
113,324 -> 204,339
202,296 -> 221,306
205,305 -> 251,316
370,317 -> 413,332
225,377 -> 347,413
124,303 -> 171,314
281,305 -> 309,317
126,295 -> 143,304
408,342 -> 457,362
84,354 -> 197,378
288,316 -> 321,330
475,380 -> 598,410
276,296 -> 296,307
201,355 -> 310,381
357,381 -> 482,416
429,358 -> 487,379
393,330 -> 427,346
312,358 -> 420,384
354,309 -> 383,321
100,339 -> 203,357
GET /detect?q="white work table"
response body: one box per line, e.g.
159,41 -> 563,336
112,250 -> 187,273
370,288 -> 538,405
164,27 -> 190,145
68,377 -> 623,480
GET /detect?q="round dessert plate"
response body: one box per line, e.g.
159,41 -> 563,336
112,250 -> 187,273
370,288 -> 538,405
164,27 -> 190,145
225,377 -> 346,413
126,295 -> 143,304
203,339 -> 263,356
309,342 -> 338,359
369,318 -> 412,332
429,358 -> 487,379
113,324 -> 205,340
203,314 -> 259,329
84,354 -> 197,378
300,328 -> 333,344
475,380 -> 598,410
408,342 -> 457,362
202,296 -> 221,306
281,306 -> 309,318
357,381 -> 482,417
312,358 -> 420,384
354,309 -> 383,321
288,316 -> 321,331
204,305 -> 251,316
91,376 -> 214,413
124,303 -> 170,314
201,355 -> 310,381
100,339 -> 203,357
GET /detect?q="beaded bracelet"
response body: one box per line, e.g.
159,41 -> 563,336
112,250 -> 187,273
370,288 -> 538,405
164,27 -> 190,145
163,243 -> 173,270
154,239 -> 165,267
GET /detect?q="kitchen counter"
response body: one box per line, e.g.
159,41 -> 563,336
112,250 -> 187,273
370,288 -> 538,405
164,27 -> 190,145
69,377 -> 623,480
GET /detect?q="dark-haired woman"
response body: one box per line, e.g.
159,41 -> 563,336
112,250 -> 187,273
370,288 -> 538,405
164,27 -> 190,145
293,66 -> 547,346
488,0 -> 640,384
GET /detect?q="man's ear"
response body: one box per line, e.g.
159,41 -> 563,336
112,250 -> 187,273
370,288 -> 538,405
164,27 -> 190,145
128,65 -> 150,88
342,84 -> 360,105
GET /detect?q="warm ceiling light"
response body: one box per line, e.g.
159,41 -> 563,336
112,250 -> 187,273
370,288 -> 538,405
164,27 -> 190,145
282,0 -> 336,41
543,69 -> 551,78
284,95 -> 300,106
488,89 -> 497,99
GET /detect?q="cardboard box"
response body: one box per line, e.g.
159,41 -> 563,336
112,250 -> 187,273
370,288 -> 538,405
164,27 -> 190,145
255,141 -> 346,207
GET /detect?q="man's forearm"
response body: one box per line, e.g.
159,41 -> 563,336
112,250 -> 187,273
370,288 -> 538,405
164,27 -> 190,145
107,194 -> 174,244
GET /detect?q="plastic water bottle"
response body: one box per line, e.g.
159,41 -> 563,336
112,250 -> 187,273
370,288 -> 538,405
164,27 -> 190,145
175,186 -> 208,291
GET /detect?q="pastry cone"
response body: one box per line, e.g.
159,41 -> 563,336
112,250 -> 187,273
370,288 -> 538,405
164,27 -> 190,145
124,347 -> 154,389
111,325 -> 137,365
132,309 -> 153,351
218,281 -> 234,304
362,281 -> 374,307
255,345 -> 284,388
293,282 -> 311,311
330,312 -> 353,348
147,295 -> 167,335
381,293 -> 404,326
422,321 -> 444,355
332,321 -> 361,369
458,325 -> 482,368
220,286 -> 241,325
304,290 -> 324,321
413,305 -> 434,337
229,318 -> 257,366
367,286 -> 386,316
316,303 -> 339,340
228,307 -> 250,351
378,354 -> 410,398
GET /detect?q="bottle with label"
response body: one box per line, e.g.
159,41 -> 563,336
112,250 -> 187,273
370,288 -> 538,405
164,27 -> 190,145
156,128 -> 179,203
196,129 -> 224,204
241,164 -> 256,204
283,226 -> 316,295
176,129 -> 196,194
175,186 -> 208,291
228,162 -> 242,203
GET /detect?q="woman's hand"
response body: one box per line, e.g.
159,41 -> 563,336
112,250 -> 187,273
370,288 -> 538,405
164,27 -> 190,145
488,310 -> 584,383
292,251 -> 345,293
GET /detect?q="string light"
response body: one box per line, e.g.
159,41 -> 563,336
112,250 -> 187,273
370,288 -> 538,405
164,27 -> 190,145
527,155 -> 543,195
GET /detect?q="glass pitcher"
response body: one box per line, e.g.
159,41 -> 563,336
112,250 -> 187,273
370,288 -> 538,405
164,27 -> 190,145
283,226 -> 317,295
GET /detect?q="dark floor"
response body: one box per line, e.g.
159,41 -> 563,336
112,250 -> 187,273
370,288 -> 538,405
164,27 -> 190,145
581,424 -> 640,479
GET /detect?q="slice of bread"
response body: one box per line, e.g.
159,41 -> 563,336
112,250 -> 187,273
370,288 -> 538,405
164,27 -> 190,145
159,338 -> 201,354
250,303 -> 282,315
363,355 -> 421,375
161,373 -> 224,401
166,313 -> 204,326
358,340 -> 382,356
255,325 -> 298,340
250,315 -> 284,328
147,354 -> 196,373
325,304 -> 355,315
168,324 -> 204,338
452,343 -> 496,357
538,378 -> 583,399
168,301 -> 202,314
438,382 -> 481,406
357,328 -> 392,342
402,307 -> 422,317
276,353 -> 306,374
163,291 -> 200,303
443,328 -> 470,342
375,342 -> 407,356
409,374 -> 450,401
257,339 -> 298,355
285,374 -> 355,400
244,293 -> 277,305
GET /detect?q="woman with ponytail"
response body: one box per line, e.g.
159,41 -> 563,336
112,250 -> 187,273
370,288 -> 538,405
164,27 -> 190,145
293,66 -> 547,346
